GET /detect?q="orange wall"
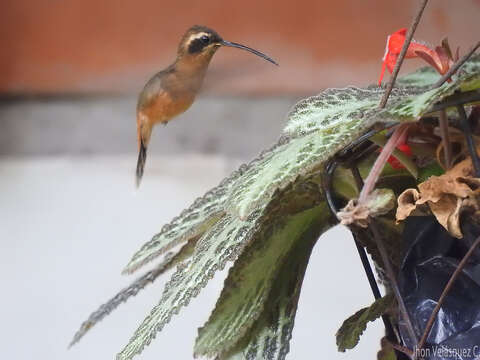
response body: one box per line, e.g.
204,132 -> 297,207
1,0 -> 479,95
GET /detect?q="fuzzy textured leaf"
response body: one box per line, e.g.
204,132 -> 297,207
123,141 -> 292,274
395,66 -> 442,88
226,58 -> 480,219
117,209 -> 264,359
336,294 -> 395,352
226,127 -> 368,219
217,213 -> 322,360
195,203 -> 331,357
287,56 -> 480,137
122,170 -> 238,274
70,236 -> 198,347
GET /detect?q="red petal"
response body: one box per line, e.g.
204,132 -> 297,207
378,28 -> 441,85
385,143 -> 412,169
397,143 -> 412,156
414,49 -> 443,74
386,52 -> 398,73
441,37 -> 454,60
387,156 -> 404,169
435,45 -> 453,74
378,52 -> 400,85
378,61 -> 387,85
382,28 -> 407,62
388,29 -> 407,54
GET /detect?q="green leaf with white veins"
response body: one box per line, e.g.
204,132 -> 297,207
117,209 -> 264,360
195,203 -> 332,358
226,57 -> 480,219
217,208 -> 324,360
226,107 -> 379,219
74,56 -> 480,360
122,165 -> 243,274
70,235 -> 199,347
122,138 -> 295,274
286,56 -> 480,137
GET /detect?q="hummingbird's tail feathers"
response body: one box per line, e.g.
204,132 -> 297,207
136,140 -> 147,188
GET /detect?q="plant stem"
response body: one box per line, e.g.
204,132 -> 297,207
414,235 -> 480,359
379,0 -> 429,108
438,110 -> 452,169
350,166 -> 408,359
457,104 -> 480,177
427,89 -> 480,114
370,133 -> 418,178
390,342 -> 414,358
359,124 -> 410,203
369,221 -> 418,347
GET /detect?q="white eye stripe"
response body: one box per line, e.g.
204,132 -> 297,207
187,32 -> 209,44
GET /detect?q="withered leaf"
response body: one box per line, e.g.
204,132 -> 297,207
396,158 -> 480,238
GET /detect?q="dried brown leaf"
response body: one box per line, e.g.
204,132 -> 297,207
396,158 -> 480,238
396,189 -> 421,222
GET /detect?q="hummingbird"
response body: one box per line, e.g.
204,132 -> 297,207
135,25 -> 278,187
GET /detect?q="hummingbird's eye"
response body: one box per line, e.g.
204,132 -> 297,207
200,35 -> 210,44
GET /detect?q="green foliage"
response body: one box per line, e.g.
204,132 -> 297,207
195,204 -> 331,358
70,237 -> 198,347
417,162 -> 445,183
226,115 -> 374,219
336,294 -> 395,352
285,56 -> 480,138
377,338 -> 398,360
396,66 -> 442,87
381,349 -> 398,360
117,210 -> 264,359
72,56 -> 480,360
217,211 -> 325,360
226,58 -> 480,220
122,169 -> 242,274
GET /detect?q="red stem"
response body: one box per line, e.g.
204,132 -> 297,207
358,124 -> 410,203
379,0 -> 429,108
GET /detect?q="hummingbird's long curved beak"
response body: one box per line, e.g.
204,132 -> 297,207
220,40 -> 278,66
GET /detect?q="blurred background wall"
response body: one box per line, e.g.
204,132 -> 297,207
2,0 -> 479,95
1,0 -> 479,157
1,1 -> 479,360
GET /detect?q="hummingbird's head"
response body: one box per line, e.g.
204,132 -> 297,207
178,25 -> 278,65
179,25 -> 223,58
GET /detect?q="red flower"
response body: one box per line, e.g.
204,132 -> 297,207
387,143 -> 412,169
378,28 -> 459,85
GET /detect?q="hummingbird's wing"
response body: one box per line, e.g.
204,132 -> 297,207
135,66 -> 174,187
137,74 -> 162,112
